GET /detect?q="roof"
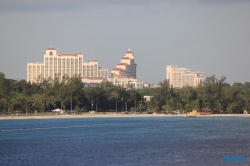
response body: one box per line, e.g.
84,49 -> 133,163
109,75 -> 134,79
111,68 -> 125,71
121,57 -> 131,59
125,48 -> 133,54
58,53 -> 78,56
126,51 -> 133,54
83,77 -> 104,80
46,47 -> 56,50
117,63 -> 129,66
88,59 -> 98,62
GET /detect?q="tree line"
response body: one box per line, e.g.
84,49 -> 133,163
0,72 -> 249,114
149,76 -> 250,114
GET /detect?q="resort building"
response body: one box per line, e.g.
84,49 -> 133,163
111,48 -> 137,78
27,47 -> 108,83
98,67 -> 108,79
82,77 -> 104,84
108,75 -> 144,89
108,48 -> 144,89
83,60 -> 108,79
166,65 -> 205,88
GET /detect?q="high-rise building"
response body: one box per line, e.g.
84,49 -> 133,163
83,60 -> 108,79
27,47 -> 108,83
111,48 -> 137,78
166,65 -> 205,88
109,48 -> 144,89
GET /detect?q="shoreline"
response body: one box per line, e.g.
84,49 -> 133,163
0,113 -> 250,120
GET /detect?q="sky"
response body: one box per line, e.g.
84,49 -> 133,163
0,0 -> 250,85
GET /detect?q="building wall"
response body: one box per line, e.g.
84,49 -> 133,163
83,60 -> 98,78
27,63 -> 44,83
98,67 -> 108,79
111,48 -> 137,78
108,76 -> 143,89
82,77 -> 104,84
44,51 -> 83,82
27,47 -> 108,83
166,65 -> 204,88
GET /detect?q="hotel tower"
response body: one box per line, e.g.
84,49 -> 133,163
166,65 -> 205,88
108,48 -> 143,89
27,47 -> 108,83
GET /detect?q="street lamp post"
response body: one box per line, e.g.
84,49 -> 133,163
121,97 -> 124,112
96,102 -> 98,113
91,101 -> 94,111
116,100 -> 118,114
135,100 -> 137,113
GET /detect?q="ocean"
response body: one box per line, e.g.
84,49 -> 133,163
0,117 -> 250,166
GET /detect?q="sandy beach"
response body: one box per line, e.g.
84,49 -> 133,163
0,113 -> 250,120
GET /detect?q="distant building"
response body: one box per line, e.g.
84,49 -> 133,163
143,96 -> 152,101
82,77 -> 104,84
144,82 -> 149,88
111,48 -> 137,78
98,67 -> 108,79
27,47 -> 108,83
108,75 -> 143,89
166,65 -> 205,88
108,48 -> 145,89
83,60 -> 108,79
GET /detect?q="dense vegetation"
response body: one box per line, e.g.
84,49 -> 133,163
0,72 -> 249,114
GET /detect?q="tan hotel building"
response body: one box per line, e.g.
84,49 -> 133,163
166,65 -> 205,88
110,48 -> 137,78
27,47 -> 108,83
108,48 -> 144,89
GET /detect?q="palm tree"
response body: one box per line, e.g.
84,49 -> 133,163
22,98 -> 32,115
137,101 -> 144,113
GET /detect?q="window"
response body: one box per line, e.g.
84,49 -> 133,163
50,51 -> 53,56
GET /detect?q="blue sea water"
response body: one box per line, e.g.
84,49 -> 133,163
0,117 -> 250,166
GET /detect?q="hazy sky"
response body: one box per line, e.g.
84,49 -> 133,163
0,0 -> 249,84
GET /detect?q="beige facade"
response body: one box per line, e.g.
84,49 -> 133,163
44,48 -> 83,82
166,65 -> 205,88
111,48 -> 137,78
109,48 -> 144,89
27,47 -> 108,83
82,77 -> 104,84
98,67 -> 108,79
83,60 -> 108,79
108,75 -> 144,89
27,63 -> 44,83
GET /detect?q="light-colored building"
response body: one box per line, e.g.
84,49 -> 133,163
111,48 -> 137,78
166,65 -> 205,88
108,48 -> 144,89
83,60 -> 108,79
143,96 -> 152,101
108,75 -> 144,89
82,77 -> 104,84
27,47 -> 108,83
27,62 -> 45,83
98,67 -> 108,79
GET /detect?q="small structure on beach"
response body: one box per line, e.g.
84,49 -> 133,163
52,108 -> 64,114
187,108 -> 211,116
